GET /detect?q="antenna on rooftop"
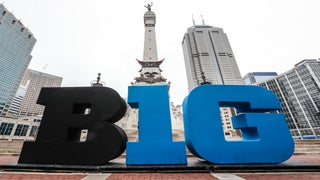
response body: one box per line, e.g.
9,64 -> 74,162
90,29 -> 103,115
192,14 -> 195,26
201,14 -> 205,25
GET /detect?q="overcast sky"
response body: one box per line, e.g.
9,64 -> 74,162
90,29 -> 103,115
3,0 -> 320,104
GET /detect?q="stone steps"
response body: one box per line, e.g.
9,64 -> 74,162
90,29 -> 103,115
0,140 -> 23,156
294,139 -> 320,154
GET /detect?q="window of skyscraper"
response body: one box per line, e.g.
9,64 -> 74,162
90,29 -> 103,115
29,126 -> 39,137
14,124 -> 29,136
0,122 -> 14,135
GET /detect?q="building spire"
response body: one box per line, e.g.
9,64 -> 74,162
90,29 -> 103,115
201,14 -> 205,25
192,14 -> 195,26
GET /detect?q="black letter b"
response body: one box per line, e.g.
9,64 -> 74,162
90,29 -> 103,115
18,87 -> 127,165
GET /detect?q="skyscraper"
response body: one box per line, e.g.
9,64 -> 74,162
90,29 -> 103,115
257,59 -> 320,139
182,23 -> 244,138
0,4 -> 36,117
17,69 -> 62,117
182,24 -> 243,91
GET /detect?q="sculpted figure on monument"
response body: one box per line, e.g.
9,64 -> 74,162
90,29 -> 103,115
144,2 -> 153,11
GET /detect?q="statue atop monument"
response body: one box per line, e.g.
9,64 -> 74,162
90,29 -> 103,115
144,2 -> 153,11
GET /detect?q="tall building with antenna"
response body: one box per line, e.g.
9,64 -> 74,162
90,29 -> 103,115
182,18 -> 243,91
182,18 -> 244,138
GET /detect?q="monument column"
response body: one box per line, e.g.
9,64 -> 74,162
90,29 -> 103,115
133,3 -> 166,85
143,3 -> 158,61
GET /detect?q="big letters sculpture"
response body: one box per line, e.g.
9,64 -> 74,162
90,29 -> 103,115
183,85 -> 294,164
126,85 -> 187,165
18,85 -> 294,165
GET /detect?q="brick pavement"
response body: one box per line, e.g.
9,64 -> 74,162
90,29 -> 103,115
289,154 -> 320,164
108,173 -> 218,180
1,155 -> 320,179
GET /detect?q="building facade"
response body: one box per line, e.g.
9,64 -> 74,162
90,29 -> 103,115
17,69 -> 62,117
0,4 -> 36,117
182,24 -> 244,138
7,84 -> 28,117
257,59 -> 320,138
243,72 -> 278,85
182,25 -> 243,91
0,69 -> 61,140
0,115 -> 41,141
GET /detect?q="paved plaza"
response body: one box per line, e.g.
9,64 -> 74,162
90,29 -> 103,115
1,155 -> 320,179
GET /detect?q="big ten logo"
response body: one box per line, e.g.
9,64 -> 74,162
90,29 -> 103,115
18,85 -> 294,165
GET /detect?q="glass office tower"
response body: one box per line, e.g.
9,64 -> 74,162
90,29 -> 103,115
257,59 -> 320,138
0,4 -> 36,117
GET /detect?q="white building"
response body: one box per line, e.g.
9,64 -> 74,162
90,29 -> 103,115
182,24 -> 244,91
182,23 -> 244,138
17,69 -> 62,117
0,69 -> 61,140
